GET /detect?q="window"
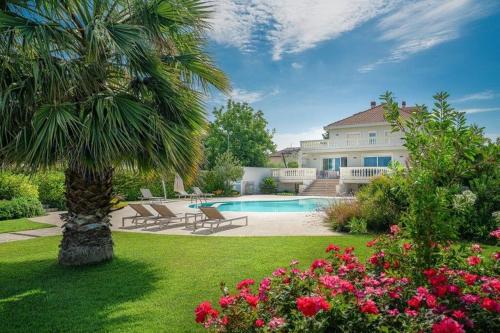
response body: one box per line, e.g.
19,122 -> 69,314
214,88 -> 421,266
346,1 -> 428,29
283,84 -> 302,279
368,132 -> 377,145
346,133 -> 360,146
323,157 -> 347,171
364,156 -> 392,167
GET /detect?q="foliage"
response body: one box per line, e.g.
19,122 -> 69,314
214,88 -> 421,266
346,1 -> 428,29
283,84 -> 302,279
260,177 -> 277,194
204,100 -> 276,168
356,170 -> 408,232
382,91 -> 496,270
0,218 -> 53,233
287,161 -> 299,168
203,152 -> 244,195
196,227 -> 500,332
324,201 -> 361,232
112,170 -> 175,201
0,171 -> 39,200
0,197 -> 45,220
33,171 -> 66,210
348,217 -> 368,234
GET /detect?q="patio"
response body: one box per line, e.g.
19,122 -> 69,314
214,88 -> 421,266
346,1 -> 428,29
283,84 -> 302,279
30,195 -> 337,237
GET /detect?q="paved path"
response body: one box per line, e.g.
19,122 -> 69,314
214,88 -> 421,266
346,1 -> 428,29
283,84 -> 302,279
1,195 -> 341,243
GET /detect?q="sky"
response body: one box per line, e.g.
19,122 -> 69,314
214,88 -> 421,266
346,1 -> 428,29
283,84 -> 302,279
204,0 -> 500,149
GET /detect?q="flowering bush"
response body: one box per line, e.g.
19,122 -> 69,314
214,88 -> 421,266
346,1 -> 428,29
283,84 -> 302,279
195,227 -> 500,332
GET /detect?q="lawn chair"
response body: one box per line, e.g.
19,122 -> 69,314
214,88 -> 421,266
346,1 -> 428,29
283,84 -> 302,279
139,188 -> 164,203
194,206 -> 248,233
192,187 -> 214,202
147,204 -> 185,229
122,204 -> 157,227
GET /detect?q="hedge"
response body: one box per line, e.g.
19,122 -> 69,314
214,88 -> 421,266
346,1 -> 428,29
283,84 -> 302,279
0,197 -> 45,220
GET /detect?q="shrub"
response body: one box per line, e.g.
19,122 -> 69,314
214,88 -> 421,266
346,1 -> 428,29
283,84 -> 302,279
202,152 -> 244,195
0,197 -> 45,220
323,200 -> 361,232
356,173 -> 408,232
195,226 -> 500,332
348,217 -> 368,234
33,171 -> 66,210
259,177 -> 277,194
0,172 -> 39,200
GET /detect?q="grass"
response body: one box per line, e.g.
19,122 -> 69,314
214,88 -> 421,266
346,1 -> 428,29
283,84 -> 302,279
0,232 -> 373,333
0,218 -> 54,234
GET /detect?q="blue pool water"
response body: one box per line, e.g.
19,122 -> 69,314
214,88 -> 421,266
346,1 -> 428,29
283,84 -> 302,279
189,198 -> 333,212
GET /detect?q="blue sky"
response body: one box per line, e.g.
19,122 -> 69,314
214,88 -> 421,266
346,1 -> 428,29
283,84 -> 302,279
205,0 -> 500,149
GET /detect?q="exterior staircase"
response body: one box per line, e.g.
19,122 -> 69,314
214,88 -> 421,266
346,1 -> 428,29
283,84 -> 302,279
300,179 -> 339,197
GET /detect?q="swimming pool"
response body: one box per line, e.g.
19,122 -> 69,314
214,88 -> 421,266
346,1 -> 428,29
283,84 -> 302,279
189,198 -> 333,213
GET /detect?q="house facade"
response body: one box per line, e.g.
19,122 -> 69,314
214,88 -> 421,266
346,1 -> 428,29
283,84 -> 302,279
272,101 -> 415,195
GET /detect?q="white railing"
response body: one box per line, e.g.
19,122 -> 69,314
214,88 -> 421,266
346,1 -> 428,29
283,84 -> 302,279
339,167 -> 389,183
271,168 -> 317,183
300,138 -> 403,151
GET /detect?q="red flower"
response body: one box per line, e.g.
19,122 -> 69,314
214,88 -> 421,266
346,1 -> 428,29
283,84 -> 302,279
423,268 -> 437,278
326,243 -> 340,252
237,279 -> 255,290
426,294 -> 437,308
195,301 -> 218,323
452,310 -> 465,319
481,298 -> 500,312
467,256 -> 481,266
463,273 -> 477,286
403,243 -> 412,251
490,228 -> 500,239
404,308 -> 418,317
368,254 -> 379,265
219,296 -> 235,308
296,296 -> 330,317
359,299 -> 379,315
244,294 -> 259,307
408,296 -> 421,309
366,238 -> 378,247
383,262 -> 391,270
432,317 -> 465,333
255,319 -> 265,327
221,316 -> 229,326
310,259 -> 328,271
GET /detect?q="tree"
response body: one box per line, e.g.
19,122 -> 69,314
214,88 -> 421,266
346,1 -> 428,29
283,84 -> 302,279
202,151 -> 244,195
382,91 -> 488,272
0,0 -> 228,266
204,100 -> 276,168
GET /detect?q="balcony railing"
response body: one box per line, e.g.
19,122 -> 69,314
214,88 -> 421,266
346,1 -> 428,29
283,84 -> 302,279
271,168 -> 317,183
300,138 -> 403,151
339,167 -> 389,183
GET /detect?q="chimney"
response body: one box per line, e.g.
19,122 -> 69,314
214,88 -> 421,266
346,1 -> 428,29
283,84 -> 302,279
370,101 -> 376,108
402,101 -> 406,108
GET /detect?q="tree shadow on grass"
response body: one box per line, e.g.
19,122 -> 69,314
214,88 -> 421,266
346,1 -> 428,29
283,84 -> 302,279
0,257 -> 159,333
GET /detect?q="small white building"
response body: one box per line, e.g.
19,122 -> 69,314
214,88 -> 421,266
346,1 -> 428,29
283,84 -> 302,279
272,101 -> 415,195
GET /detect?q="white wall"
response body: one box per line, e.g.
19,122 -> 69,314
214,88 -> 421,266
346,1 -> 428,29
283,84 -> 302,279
301,149 -> 408,169
239,167 -> 272,195
327,124 -> 403,147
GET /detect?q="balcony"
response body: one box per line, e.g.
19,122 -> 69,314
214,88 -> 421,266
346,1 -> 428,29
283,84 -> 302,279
300,138 -> 403,151
271,168 -> 316,183
339,167 -> 389,183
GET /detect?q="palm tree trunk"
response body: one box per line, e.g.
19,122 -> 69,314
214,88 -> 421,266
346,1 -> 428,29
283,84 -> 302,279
58,167 -> 114,266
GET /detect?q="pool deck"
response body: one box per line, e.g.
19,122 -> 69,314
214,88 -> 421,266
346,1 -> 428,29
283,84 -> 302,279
29,195 -> 342,237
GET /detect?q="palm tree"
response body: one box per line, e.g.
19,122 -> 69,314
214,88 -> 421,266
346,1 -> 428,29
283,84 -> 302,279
0,0 -> 228,266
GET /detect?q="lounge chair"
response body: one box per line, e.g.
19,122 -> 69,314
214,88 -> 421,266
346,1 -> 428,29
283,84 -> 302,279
192,187 -> 214,202
122,204 -> 157,227
139,188 -> 164,203
147,204 -> 185,229
194,206 -> 248,233
175,190 -> 195,199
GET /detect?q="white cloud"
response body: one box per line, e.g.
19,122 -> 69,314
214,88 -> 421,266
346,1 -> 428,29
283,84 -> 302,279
273,127 -> 324,150
209,0 -> 397,60
458,107 -> 500,114
453,90 -> 498,103
291,62 -> 303,69
224,87 -> 280,103
359,0 -> 492,72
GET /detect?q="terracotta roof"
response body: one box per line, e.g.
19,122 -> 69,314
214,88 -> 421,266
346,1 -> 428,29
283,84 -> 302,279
269,147 -> 300,157
325,104 -> 418,128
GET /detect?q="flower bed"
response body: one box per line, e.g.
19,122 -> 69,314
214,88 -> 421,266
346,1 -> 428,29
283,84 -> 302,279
195,227 -> 500,332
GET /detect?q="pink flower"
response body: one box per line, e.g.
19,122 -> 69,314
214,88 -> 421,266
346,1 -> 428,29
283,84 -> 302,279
366,238 -> 378,247
255,319 -> 265,328
290,259 -> 299,266
195,302 -> 218,323
296,296 -> 330,317
461,294 -> 480,304
426,294 -> 437,308
403,243 -> 412,251
387,308 -> 400,316
493,252 -> 500,261
467,256 -> 481,266
268,317 -> 285,329
319,275 -> 340,289
471,244 -> 482,253
390,224 -> 401,235
326,243 -> 340,252
259,277 -> 271,301
272,267 -> 286,276
219,296 -> 235,308
310,259 -> 328,271
490,228 -> 500,239
237,279 -> 255,290
452,310 -> 465,319
359,299 -> 379,315
404,308 -> 418,317
432,317 -> 465,333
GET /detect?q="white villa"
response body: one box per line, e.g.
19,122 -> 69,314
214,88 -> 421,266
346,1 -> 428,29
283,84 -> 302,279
271,101 -> 415,195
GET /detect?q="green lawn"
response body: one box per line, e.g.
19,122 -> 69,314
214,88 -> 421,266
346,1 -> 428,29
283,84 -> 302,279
0,218 -> 54,234
0,232 -> 372,333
